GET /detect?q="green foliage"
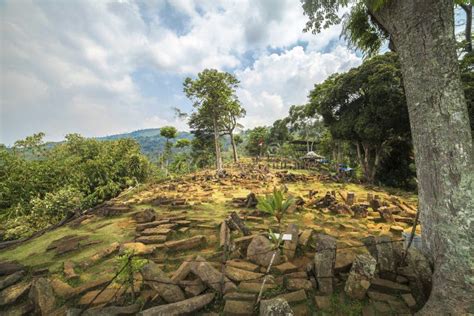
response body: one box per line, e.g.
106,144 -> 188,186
175,138 -> 191,148
116,250 -> 148,298
257,188 -> 295,224
245,126 -> 270,156
160,126 -> 177,140
0,133 -> 152,239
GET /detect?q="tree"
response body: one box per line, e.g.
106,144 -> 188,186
288,105 -> 325,152
245,127 -> 269,157
183,69 -> 242,172
457,1 -> 472,53
308,53 -> 410,183
269,118 -> 291,146
302,0 -> 473,313
222,102 -> 246,163
160,126 -> 177,175
175,138 -> 191,149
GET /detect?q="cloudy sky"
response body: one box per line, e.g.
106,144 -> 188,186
0,0 -> 362,145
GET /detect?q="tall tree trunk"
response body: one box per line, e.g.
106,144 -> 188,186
460,4 -> 472,53
213,118 -> 223,171
372,1 -> 474,313
229,133 -> 238,163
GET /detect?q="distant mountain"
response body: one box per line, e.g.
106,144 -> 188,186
98,128 -> 193,160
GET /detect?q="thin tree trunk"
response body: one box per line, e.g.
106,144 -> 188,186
230,133 -> 238,163
362,143 -> 372,182
213,117 -> 223,171
461,4 -> 472,53
372,1 -> 474,313
370,146 -> 382,183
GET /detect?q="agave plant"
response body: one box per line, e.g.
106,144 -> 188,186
257,188 -> 295,225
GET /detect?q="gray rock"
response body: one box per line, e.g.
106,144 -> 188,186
29,277 -> 56,315
133,209 -> 156,223
0,270 -> 24,291
0,281 -> 31,306
223,299 -> 255,315
314,234 -> 336,294
0,300 -> 34,316
138,293 -> 215,316
259,298 -> 294,316
141,261 -> 185,303
283,224 -> 299,260
0,262 -> 24,276
190,256 -> 236,294
247,236 -> 281,267
344,254 -> 377,299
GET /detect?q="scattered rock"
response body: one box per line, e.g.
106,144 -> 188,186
141,262 -> 185,303
286,278 -> 312,291
0,281 -> 31,306
367,290 -> 398,302
29,277 -> 56,315
68,278 -> 113,299
223,299 -> 255,316
141,227 -> 172,236
234,235 -> 256,256
181,279 -> 206,297
139,293 -> 215,316
120,242 -> 154,255
136,235 -> 167,244
225,266 -> 264,282
238,282 -> 277,293
136,219 -> 170,232
50,278 -> 74,298
314,193 -> 336,209
344,254 -> 377,299
171,261 -> 192,282
401,293 -> 417,309
133,209 -> 156,223
272,262 -> 298,274
164,235 -> 206,251
71,304 -> 141,316
351,204 -> 368,218
63,261 -> 79,281
369,278 -> 411,294
335,250 -> 356,274
224,292 -> 256,302
190,256 -> 236,294
259,298 -> 294,316
247,236 -> 281,267
346,192 -> 355,205
298,229 -> 313,247
0,270 -> 24,291
314,234 -> 336,294
378,207 -> 395,223
0,262 -> 24,277
283,224 -> 299,260
389,225 -> 404,235
220,222 -> 231,248
0,300 -> 34,316
78,288 -> 123,306
314,295 -> 331,310
226,260 -> 259,272
276,289 -> 307,304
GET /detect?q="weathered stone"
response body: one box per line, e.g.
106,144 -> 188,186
314,193 -> 336,208
346,192 -> 355,205
0,270 -> 24,291
29,277 -> 56,315
138,293 -> 215,316
276,290 -> 307,305
78,288 -> 123,306
389,225 -> 404,235
351,204 -> 368,218
141,227 -> 172,236
401,293 -> 417,309
283,224 -> 299,260
378,207 -> 395,223
285,271 -> 307,279
259,298 -> 294,316
234,235 -> 256,256
225,266 -> 263,282
0,300 -> 33,316
400,247 -> 432,308
314,295 -> 331,310
50,278 -> 74,298
136,235 -> 167,244
120,242 -> 154,255
0,281 -> 31,306
182,279 -> 206,297
133,209 -> 156,223
375,235 -> 396,275
367,290 -> 398,302
272,262 -> 298,274
223,299 -> 255,316
226,260 -> 259,272
291,303 -> 310,316
220,221 -> 230,248
164,235 -> 206,251
314,234 -> 336,294
224,292 -> 256,302
344,254 -> 377,300
286,278 -> 312,291
71,304 -> 140,316
372,301 -> 391,313
298,229 -> 313,247
68,278 -> 110,299
190,256 -> 236,294
369,278 -> 411,294
0,262 -> 24,277
247,236 -> 281,267
171,261 -> 192,282
63,261 -> 79,281
82,242 -> 120,269
136,219 -> 170,231
48,235 -> 90,255
238,282 -> 277,293
335,250 -> 356,274
141,262 -> 185,303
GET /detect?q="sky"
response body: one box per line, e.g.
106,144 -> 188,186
0,0 -> 363,145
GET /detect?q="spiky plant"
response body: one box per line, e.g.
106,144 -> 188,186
257,188 -> 295,226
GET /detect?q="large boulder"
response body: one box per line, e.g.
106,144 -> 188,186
138,293 -> 215,316
344,254 -> 377,299
313,234 -> 336,294
259,298 -> 294,316
29,277 -> 56,315
247,236 -> 281,267
141,262 -> 185,303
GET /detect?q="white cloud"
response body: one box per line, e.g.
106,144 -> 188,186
236,46 -> 361,129
0,0 -> 357,144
